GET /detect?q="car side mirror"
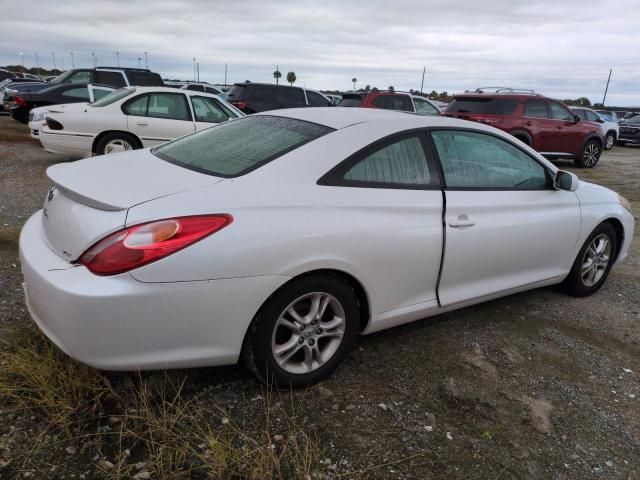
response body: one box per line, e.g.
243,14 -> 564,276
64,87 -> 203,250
554,170 -> 579,192
574,115 -> 581,123
596,118 -> 604,123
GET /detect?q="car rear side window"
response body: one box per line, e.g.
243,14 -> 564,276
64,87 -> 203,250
432,130 -> 548,189
90,88 -> 135,107
343,136 -> 433,186
250,86 -> 278,100
339,94 -> 363,107
153,115 -> 333,177
127,71 -> 165,87
446,98 -> 519,115
93,71 -> 127,88
278,87 -> 305,103
61,87 -> 90,99
524,100 -> 549,118
306,90 -> 328,106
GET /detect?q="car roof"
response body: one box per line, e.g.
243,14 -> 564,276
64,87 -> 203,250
258,106 -> 502,131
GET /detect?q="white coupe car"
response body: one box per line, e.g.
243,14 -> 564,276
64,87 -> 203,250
37,86 -> 244,158
20,108 -> 634,387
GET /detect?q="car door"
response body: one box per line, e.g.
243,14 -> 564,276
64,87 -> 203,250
248,85 -> 279,112
189,95 -> 233,131
430,129 -> 581,307
124,92 -> 195,146
522,99 -> 557,152
318,132 -> 443,327
547,101 -> 584,153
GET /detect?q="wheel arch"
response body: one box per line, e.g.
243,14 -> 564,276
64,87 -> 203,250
603,217 -> 625,262
247,268 -> 372,338
91,130 -> 142,154
509,130 -> 533,146
582,134 -> 603,150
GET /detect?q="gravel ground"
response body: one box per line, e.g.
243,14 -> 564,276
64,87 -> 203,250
0,115 -> 639,479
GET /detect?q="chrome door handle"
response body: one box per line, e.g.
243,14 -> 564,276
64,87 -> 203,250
136,122 -> 148,126
449,215 -> 475,228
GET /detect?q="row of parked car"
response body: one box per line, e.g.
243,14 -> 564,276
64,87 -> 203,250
3,66 -> 637,168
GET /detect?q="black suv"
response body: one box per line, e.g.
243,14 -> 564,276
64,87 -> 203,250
226,82 -> 332,113
48,67 -> 164,88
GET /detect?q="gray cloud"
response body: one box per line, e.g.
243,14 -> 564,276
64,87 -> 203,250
1,0 -> 638,105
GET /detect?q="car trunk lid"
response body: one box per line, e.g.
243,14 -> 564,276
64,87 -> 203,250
42,149 -> 223,261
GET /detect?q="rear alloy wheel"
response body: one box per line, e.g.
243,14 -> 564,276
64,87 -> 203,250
575,140 -> 601,168
96,133 -> 140,156
561,223 -> 617,297
604,132 -> 616,150
243,274 -> 359,387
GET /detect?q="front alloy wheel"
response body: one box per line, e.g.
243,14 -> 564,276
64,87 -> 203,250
581,234 -> 612,287
604,133 -> 616,150
576,140 -> 601,168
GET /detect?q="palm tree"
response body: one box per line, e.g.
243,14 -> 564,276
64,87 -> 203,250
273,67 -> 282,85
352,77 -> 357,91
286,71 -> 296,86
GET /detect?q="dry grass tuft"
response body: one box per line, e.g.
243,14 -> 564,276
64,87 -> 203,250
0,324 -> 116,432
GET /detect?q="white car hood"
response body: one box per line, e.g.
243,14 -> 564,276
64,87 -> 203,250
47,148 -> 224,211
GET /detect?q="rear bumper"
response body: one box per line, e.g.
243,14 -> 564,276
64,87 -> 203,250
19,212 -> 289,371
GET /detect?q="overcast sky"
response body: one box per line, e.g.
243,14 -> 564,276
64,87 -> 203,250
2,0 -> 639,105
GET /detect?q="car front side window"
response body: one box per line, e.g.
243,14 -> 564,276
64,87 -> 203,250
431,130 -> 549,189
549,102 -> 574,121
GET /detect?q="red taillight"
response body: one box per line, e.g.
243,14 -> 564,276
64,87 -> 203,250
15,96 -> 27,107
229,101 -> 248,110
78,215 -> 233,276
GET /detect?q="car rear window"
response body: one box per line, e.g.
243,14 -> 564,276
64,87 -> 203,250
89,87 -> 136,107
339,94 -> 364,107
153,115 -> 334,177
226,85 -> 248,100
445,97 -> 519,115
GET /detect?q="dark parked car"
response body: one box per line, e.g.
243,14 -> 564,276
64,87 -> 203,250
618,116 -> 640,146
226,82 -> 332,113
442,88 -> 605,167
2,82 -> 49,112
10,83 -> 115,123
46,67 -> 164,88
338,92 -> 367,107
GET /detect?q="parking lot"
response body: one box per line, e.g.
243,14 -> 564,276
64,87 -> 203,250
0,114 -> 639,478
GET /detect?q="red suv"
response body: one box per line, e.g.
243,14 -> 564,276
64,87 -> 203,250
442,88 -> 604,167
339,90 -> 440,115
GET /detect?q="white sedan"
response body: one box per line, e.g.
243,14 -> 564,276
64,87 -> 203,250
19,108 -> 634,387
37,86 -> 244,158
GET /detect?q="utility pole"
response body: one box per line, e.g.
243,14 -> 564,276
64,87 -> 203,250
138,57 -> 141,68
35,53 -> 40,75
193,57 -> 196,82
116,51 -> 120,67
70,51 -> 74,68
602,68 -> 612,106
420,67 -> 426,94
92,52 -> 96,68
52,52 -> 56,71
224,63 -> 227,86
144,51 -> 148,69
20,52 -> 24,68
196,62 -> 200,82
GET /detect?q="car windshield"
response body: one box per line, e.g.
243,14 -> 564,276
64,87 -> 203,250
153,115 -> 333,177
446,97 -> 519,115
627,117 -> 640,125
89,87 -> 136,107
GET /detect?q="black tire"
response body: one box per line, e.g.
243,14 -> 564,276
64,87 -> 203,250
604,132 -> 616,150
95,132 -> 141,156
242,274 -> 360,388
561,222 -> 617,297
574,139 -> 601,168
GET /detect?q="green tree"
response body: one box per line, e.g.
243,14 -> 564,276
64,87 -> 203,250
273,68 -> 282,85
352,77 -> 357,91
286,71 -> 296,86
